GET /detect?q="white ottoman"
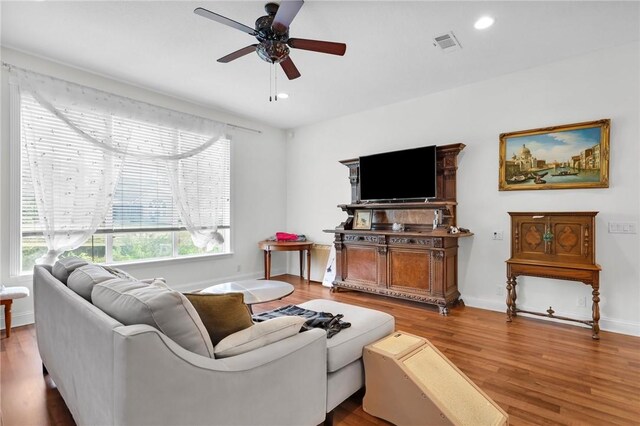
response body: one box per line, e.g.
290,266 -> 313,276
297,299 -> 395,414
1,285 -> 30,338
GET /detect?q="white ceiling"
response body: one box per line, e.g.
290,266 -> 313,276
2,1 -> 639,129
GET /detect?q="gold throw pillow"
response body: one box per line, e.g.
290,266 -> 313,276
184,292 -> 254,346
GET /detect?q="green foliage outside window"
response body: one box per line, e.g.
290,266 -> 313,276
22,230 -> 226,273
112,232 -> 172,262
22,236 -> 48,272
22,235 -> 106,272
177,230 -> 223,255
64,235 -> 107,263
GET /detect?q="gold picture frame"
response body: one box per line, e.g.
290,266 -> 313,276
353,210 -> 372,230
499,119 -> 610,191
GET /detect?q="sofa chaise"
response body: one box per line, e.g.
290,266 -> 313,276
34,263 -> 394,425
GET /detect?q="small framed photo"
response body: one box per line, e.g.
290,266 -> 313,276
353,210 -> 372,230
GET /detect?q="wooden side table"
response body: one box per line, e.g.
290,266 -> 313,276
1,285 -> 30,338
258,240 -> 313,284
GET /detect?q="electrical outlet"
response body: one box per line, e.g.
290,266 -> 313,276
577,296 -> 587,307
492,230 -> 504,240
236,264 -> 241,272
495,285 -> 503,296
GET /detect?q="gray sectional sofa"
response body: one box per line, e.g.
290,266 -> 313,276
34,263 -> 394,425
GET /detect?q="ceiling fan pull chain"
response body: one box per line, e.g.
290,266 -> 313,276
269,64 -> 272,102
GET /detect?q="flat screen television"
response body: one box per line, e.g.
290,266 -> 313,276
359,145 -> 437,202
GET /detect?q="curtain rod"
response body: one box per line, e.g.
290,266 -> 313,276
2,61 -> 262,134
227,123 -> 262,134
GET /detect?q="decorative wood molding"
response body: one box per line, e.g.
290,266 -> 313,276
557,226 -> 578,252
511,270 -> 597,284
388,237 -> 411,244
524,226 -> 543,250
339,158 -> 360,202
388,237 -> 440,247
334,281 -> 450,306
344,234 -> 384,243
584,226 -> 590,258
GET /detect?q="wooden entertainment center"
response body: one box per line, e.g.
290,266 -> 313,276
325,143 -> 471,314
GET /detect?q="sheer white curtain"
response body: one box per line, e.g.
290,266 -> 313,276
167,138 -> 230,250
21,91 -> 126,265
11,66 -> 228,264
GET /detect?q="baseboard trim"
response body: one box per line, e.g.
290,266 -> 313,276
1,310 -> 35,330
462,296 -> 640,337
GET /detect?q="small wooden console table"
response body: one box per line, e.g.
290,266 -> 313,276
506,212 -> 601,339
258,240 -> 312,284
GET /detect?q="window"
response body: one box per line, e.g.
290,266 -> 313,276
16,83 -> 231,274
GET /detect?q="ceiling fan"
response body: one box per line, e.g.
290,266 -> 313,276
194,0 -> 346,80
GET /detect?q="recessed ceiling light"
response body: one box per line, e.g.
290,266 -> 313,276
277,93 -> 289,99
474,16 -> 495,30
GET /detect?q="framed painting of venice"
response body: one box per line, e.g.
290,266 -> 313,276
499,119 -> 610,191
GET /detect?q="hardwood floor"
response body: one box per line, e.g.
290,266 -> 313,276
2,274 -> 640,425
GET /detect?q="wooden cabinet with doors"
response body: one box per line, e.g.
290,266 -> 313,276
325,144 -> 472,315
328,204 -> 469,315
506,211 -> 602,339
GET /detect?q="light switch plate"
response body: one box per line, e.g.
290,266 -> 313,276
608,222 -> 637,234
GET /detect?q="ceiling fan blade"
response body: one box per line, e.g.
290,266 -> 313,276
217,45 -> 259,63
280,57 -> 301,80
288,38 -> 346,56
272,0 -> 304,34
194,7 -> 256,36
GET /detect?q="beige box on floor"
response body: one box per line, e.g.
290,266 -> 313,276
363,331 -> 508,426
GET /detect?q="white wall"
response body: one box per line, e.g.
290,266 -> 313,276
0,47 -> 288,328
285,42 -> 640,336
3,43 -> 639,337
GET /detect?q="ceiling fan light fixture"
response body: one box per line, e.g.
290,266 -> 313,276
257,41 -> 290,64
474,16 -> 495,30
194,1 -> 346,81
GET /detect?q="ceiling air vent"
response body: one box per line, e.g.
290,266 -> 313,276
433,31 -> 462,53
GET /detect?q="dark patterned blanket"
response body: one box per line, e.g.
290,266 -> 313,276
252,304 -> 351,338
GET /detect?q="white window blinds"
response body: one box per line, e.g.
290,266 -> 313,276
12,65 -> 230,264
21,92 -> 231,235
